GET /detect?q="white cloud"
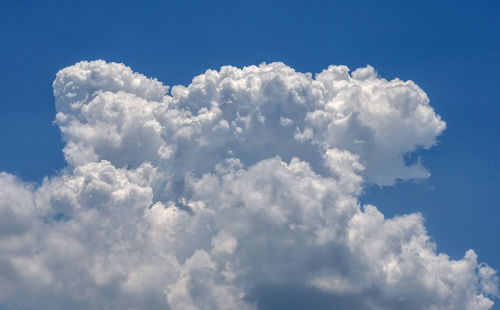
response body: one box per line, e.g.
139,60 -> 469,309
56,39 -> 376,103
0,60 -> 495,309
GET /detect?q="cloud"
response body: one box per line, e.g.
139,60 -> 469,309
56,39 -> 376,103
0,60 -> 496,309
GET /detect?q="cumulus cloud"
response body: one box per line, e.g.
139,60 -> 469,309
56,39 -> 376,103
0,60 -> 496,309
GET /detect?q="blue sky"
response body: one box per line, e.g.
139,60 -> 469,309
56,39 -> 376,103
0,0 -> 499,308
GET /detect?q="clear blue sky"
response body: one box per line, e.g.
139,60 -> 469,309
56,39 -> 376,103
1,0 -> 499,305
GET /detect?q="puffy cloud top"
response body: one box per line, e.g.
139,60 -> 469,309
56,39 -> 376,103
0,60 -> 495,309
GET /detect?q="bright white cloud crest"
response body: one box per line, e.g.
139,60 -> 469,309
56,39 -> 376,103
0,60 -> 496,309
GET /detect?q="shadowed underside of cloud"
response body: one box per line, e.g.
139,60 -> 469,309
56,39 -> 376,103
0,60 -> 497,309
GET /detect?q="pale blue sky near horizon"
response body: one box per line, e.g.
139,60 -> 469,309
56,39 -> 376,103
0,0 -> 499,307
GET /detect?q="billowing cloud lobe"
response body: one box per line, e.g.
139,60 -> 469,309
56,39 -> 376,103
0,60 -> 497,309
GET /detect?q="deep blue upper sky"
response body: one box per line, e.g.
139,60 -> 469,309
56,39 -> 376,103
1,0 -> 499,301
